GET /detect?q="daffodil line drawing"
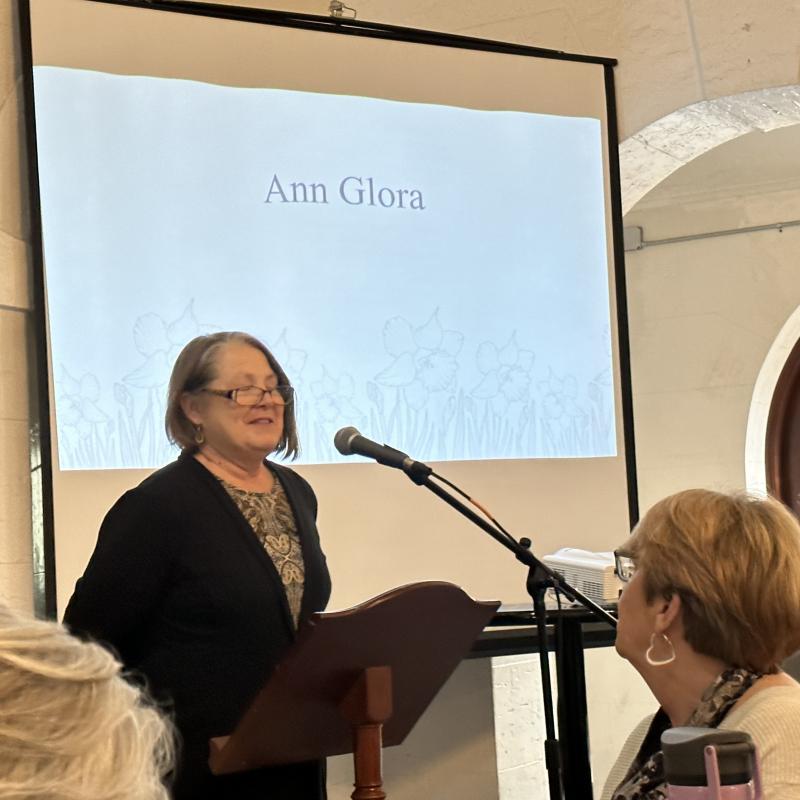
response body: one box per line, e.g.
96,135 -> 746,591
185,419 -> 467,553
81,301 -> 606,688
53,305 -> 615,469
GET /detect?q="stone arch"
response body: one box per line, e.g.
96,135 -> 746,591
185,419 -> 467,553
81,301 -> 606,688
619,84 -> 800,215
745,308 -> 800,496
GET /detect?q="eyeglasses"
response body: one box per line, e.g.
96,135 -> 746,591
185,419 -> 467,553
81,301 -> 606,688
614,550 -> 636,583
201,385 -> 295,407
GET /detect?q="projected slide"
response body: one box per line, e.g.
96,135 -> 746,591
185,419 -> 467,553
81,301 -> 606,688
34,66 -> 614,469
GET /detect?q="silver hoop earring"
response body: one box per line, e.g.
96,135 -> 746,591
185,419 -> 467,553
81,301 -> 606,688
193,425 -> 205,445
645,632 -> 676,666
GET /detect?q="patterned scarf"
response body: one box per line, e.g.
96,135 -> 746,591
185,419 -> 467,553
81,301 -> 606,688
612,667 -> 762,800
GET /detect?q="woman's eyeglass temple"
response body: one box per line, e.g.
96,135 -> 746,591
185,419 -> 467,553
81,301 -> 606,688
614,550 -> 636,583
201,386 -> 295,406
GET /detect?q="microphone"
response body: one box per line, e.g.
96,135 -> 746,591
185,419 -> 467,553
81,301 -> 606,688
333,427 -> 432,482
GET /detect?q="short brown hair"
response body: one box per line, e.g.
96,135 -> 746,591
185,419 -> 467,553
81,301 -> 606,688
624,489 -> 800,673
165,332 -> 299,458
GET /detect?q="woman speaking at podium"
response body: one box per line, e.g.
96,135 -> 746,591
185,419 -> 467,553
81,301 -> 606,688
65,332 -> 331,800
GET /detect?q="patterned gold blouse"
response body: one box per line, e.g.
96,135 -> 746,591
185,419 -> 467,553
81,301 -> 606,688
220,477 -> 306,629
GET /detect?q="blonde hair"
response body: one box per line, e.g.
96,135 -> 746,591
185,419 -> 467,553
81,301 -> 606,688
165,331 -> 298,458
625,489 -> 800,673
0,604 -> 173,799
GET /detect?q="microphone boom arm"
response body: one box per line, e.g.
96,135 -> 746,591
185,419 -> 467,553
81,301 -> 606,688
415,472 -> 617,628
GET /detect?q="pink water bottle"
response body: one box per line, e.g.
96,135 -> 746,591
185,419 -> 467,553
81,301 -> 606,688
662,727 -> 762,800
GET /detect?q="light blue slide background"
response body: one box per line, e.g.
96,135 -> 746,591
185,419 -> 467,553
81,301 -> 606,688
34,67 -> 616,469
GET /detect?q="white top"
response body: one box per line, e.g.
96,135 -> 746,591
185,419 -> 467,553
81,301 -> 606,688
600,685 -> 800,800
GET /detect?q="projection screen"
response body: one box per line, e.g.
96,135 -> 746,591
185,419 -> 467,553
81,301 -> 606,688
22,0 -> 636,615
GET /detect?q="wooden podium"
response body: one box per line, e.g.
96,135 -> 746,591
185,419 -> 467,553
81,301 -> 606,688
208,582 -> 499,799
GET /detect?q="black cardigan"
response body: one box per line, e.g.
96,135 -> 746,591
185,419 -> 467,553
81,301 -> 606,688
64,453 -> 332,799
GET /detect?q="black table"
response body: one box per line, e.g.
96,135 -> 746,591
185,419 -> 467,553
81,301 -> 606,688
469,603 -> 618,800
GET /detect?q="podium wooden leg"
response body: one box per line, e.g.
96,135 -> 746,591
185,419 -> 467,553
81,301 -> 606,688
339,666 -> 393,800
351,722 -> 386,800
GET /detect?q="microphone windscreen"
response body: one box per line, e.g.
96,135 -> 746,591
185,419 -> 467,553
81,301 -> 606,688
333,426 -> 360,456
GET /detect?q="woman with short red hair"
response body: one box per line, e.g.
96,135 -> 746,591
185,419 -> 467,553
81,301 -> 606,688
605,489 -> 800,800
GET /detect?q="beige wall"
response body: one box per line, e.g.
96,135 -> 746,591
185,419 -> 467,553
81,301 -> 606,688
625,179 -> 800,510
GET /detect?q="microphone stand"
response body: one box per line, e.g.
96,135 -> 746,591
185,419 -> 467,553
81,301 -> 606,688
401,460 -> 617,800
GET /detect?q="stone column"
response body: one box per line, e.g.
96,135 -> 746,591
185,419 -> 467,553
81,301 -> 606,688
0,0 -> 34,614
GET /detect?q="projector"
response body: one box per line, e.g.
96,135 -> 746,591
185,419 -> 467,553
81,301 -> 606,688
542,548 -> 622,604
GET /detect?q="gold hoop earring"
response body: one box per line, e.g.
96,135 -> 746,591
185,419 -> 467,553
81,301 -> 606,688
645,632 -> 676,667
193,425 -> 205,445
